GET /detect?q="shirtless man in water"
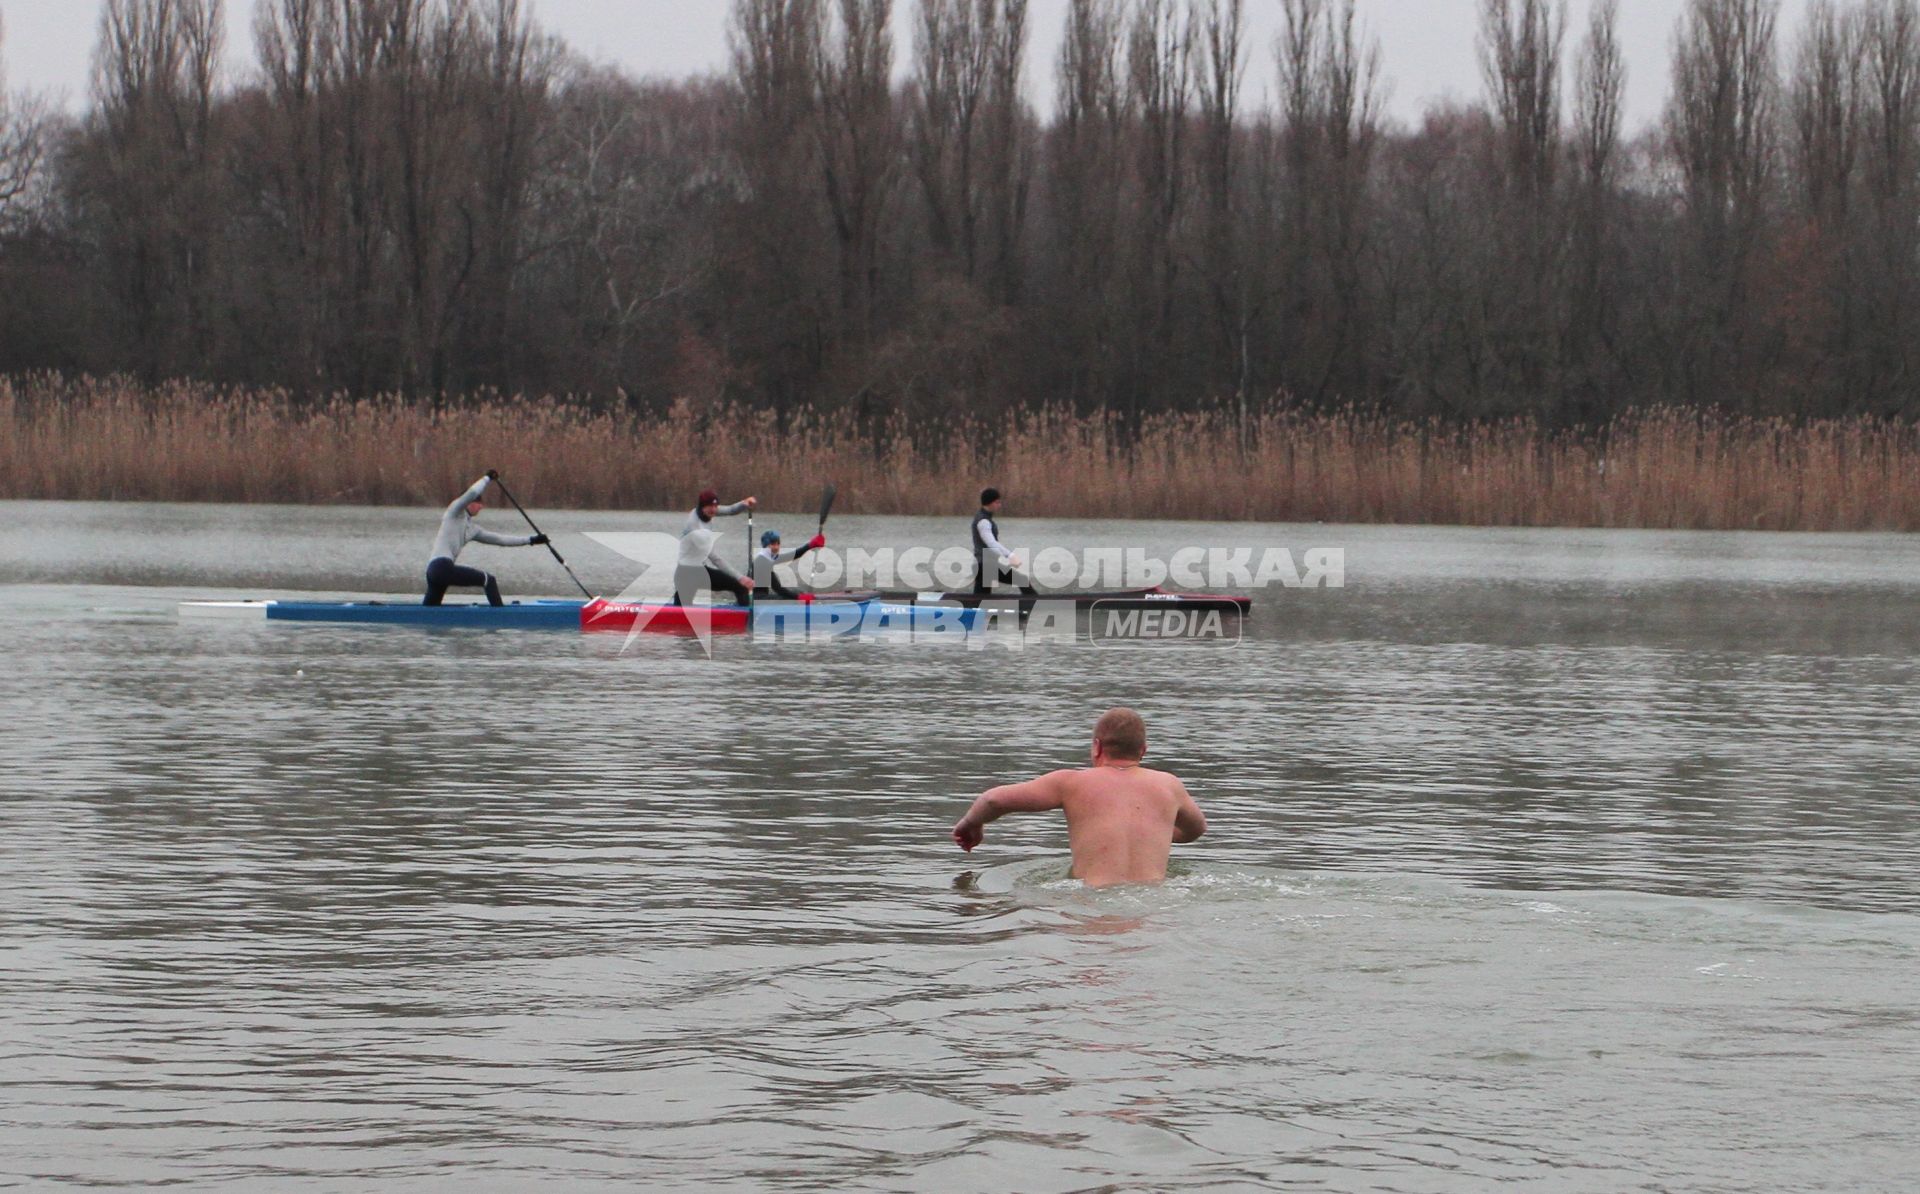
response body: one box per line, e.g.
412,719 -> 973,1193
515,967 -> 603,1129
951,708 -> 1206,887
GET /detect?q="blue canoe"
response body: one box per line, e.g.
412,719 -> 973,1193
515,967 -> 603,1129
179,597 -> 988,635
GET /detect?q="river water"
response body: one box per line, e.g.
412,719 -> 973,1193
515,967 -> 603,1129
1,501 -> 1916,1191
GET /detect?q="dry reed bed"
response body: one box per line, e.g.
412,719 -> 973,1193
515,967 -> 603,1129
3,374 -> 1917,530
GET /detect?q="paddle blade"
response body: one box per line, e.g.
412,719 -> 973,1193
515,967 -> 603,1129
817,484 -> 837,529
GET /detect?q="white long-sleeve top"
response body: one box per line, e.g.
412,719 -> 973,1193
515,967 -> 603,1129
974,516 -> 1014,562
752,542 -> 814,587
678,502 -> 750,571
428,476 -> 535,564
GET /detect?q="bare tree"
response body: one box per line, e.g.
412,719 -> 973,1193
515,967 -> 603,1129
1861,0 -> 1920,210
1480,0 -> 1564,199
1193,0 -> 1248,405
461,0 -> 558,385
1121,0 -> 1192,414
981,0 -> 1032,303
532,69 -> 731,399
728,0 -> 830,403
16,0 -> 1920,423
0,14 -> 49,221
1565,0 -> 1624,418
1273,0 -> 1380,404
1777,1 -> 1861,404
1048,0 -> 1126,405
1789,1 -> 1860,231
1856,0 -> 1920,409
1573,0 -> 1623,195
813,0 -> 899,351
253,0 -> 342,386
1473,0 -> 1567,413
1667,0 -> 1780,407
1274,0 -> 1321,362
245,0 -> 562,394
910,0 -> 1030,301
1671,0 -> 1778,245
89,0 -> 227,379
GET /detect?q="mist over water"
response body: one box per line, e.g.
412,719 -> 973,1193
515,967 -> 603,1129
2,502 -> 1917,1191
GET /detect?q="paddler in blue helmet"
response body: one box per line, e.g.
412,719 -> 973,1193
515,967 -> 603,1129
752,527 -> 827,600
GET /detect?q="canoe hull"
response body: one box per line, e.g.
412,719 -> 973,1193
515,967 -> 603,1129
177,597 -> 987,635
267,599 -> 587,629
816,586 -> 1254,612
583,599 -> 984,635
582,599 -> 748,635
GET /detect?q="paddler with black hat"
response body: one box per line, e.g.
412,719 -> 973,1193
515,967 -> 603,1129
674,487 -> 756,604
970,486 -> 1037,597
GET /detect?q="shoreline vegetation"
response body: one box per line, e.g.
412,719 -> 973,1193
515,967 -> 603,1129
7,2 -> 1920,435
3,376 -> 1916,532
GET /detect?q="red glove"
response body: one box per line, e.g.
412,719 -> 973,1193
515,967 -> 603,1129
807,533 -> 826,550
799,592 -> 815,604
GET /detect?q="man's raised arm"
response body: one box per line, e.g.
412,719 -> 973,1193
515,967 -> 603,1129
952,771 -> 1068,853
446,474 -> 491,517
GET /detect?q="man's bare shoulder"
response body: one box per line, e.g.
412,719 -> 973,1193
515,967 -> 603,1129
1137,766 -> 1189,791
1060,765 -> 1187,792
1015,769 -> 1080,798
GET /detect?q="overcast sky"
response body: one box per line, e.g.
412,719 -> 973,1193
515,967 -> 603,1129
0,0 -> 1820,133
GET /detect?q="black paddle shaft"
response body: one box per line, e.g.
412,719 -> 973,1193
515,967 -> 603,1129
492,476 -> 595,600
807,484 -> 836,591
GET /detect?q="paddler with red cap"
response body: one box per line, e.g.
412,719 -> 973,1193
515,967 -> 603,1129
673,488 -> 757,604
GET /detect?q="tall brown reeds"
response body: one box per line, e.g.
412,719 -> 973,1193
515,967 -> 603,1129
3,374 -> 1917,530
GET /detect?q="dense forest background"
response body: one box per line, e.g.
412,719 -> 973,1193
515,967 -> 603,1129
0,0 -> 1916,426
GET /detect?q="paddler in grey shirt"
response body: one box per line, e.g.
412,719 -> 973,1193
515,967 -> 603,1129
752,528 -> 828,599
673,488 -> 757,604
424,470 -> 549,606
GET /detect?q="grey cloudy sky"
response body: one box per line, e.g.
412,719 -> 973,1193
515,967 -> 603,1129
0,0 -> 1819,132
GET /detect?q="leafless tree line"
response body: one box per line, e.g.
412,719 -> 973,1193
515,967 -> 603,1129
1,0 -> 1919,422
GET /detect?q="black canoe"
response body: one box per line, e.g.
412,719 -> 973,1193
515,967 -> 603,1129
798,586 -> 1252,612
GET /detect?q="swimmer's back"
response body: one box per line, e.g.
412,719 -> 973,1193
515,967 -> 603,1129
1059,766 -> 1204,887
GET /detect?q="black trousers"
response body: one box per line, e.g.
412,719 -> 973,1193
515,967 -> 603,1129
972,557 -> 1037,596
673,564 -> 752,605
425,556 -> 501,606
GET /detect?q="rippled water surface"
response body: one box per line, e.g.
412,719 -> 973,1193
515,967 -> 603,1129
2,501 -> 1918,1191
